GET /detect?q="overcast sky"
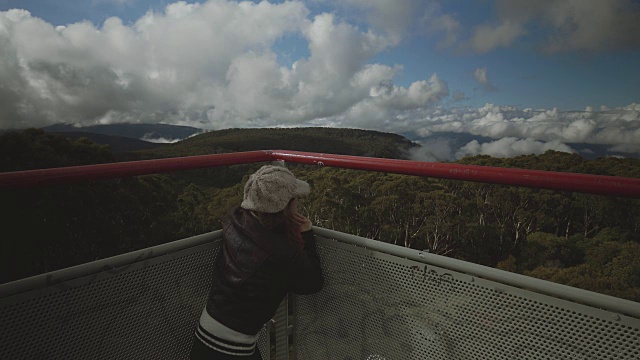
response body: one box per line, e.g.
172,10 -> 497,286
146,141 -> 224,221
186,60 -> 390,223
1,0 -> 639,158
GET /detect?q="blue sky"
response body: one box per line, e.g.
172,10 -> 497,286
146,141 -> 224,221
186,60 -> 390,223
1,0 -> 639,158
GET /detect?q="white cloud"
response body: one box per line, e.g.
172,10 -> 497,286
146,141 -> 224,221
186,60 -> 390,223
540,0 -> 640,53
0,2 -> 446,131
470,20 -> 525,53
370,74 -> 449,110
328,74 -> 449,132
408,138 -> 456,162
469,0 -> 640,53
473,68 -> 488,86
472,67 -> 497,91
420,2 -> 462,49
140,134 -> 180,143
328,0 -> 463,49
455,137 -> 575,159
337,0 -> 414,43
0,2 -> 309,128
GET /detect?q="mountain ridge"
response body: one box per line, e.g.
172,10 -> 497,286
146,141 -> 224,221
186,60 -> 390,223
48,131 -> 164,152
42,123 -> 203,141
39,123 -> 639,160
137,127 -> 419,159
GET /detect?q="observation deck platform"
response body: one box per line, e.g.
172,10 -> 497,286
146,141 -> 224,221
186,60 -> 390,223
1,227 -> 638,359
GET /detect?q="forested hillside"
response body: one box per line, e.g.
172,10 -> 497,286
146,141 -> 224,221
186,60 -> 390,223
45,131 -> 164,152
1,130 -> 179,282
1,129 -> 639,302
138,127 -> 418,158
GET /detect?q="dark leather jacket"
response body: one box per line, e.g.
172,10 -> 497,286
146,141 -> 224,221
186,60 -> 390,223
206,207 -> 324,335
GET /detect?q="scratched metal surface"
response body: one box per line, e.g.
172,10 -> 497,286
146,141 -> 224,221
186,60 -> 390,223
294,237 -> 640,360
0,240 -> 271,359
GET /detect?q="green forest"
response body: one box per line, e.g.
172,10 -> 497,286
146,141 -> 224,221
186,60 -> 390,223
2,128 -> 639,302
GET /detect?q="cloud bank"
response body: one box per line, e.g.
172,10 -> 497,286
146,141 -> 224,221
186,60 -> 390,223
456,138 -> 575,158
409,103 -> 640,160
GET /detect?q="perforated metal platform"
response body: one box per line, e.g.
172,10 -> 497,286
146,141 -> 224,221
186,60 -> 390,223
293,234 -> 640,360
0,232 -> 271,359
2,229 -> 639,360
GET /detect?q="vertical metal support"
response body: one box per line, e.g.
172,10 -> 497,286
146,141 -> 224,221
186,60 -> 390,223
290,295 -> 297,360
275,296 -> 289,360
264,322 -> 271,360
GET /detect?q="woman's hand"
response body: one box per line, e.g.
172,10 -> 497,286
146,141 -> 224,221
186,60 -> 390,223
293,212 -> 313,232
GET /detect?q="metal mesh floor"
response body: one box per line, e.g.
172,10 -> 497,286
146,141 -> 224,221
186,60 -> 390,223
294,237 -> 640,360
3,230 -> 638,359
0,239 -> 270,359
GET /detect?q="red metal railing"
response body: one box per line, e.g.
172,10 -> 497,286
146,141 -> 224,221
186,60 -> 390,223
1,150 -> 639,198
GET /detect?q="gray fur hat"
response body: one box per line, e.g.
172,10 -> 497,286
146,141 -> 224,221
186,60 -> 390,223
241,165 -> 310,213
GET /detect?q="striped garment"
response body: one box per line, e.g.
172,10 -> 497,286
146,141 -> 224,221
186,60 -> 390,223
194,308 -> 259,356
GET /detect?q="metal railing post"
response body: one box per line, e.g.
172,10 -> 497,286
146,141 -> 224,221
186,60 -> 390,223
275,296 -> 289,360
263,322 -> 271,360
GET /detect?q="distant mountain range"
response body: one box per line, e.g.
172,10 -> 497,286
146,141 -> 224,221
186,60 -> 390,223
42,123 -> 203,142
41,123 -> 204,152
139,127 -> 418,159
49,131 -> 166,152
40,124 -> 417,158
39,123 -> 638,160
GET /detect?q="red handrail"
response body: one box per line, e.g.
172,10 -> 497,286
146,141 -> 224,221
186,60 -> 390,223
1,150 -> 639,198
0,151 -> 272,189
